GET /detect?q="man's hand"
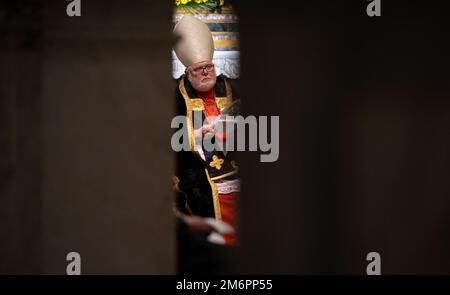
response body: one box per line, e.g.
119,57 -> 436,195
202,123 -> 215,135
194,122 -> 215,139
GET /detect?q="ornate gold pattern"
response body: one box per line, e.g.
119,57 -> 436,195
210,168 -> 238,181
189,98 -> 205,110
179,77 -> 198,153
209,155 -> 224,170
215,96 -> 232,110
224,78 -> 232,100
205,169 -> 222,221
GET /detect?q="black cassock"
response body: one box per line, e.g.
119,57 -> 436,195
173,75 -> 239,220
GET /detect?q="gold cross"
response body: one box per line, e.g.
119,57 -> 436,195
209,155 -> 224,170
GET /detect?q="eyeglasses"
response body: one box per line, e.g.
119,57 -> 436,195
191,64 -> 215,74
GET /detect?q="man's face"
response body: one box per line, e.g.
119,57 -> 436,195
186,60 -> 217,93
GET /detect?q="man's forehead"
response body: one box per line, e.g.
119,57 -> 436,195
190,60 -> 213,68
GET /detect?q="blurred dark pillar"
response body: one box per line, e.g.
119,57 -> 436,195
1,0 -> 175,274
336,1 -> 450,274
41,0 -> 174,274
236,0 -> 450,274
236,1 -> 344,274
0,1 -> 44,274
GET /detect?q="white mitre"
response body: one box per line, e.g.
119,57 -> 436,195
173,15 -> 214,68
